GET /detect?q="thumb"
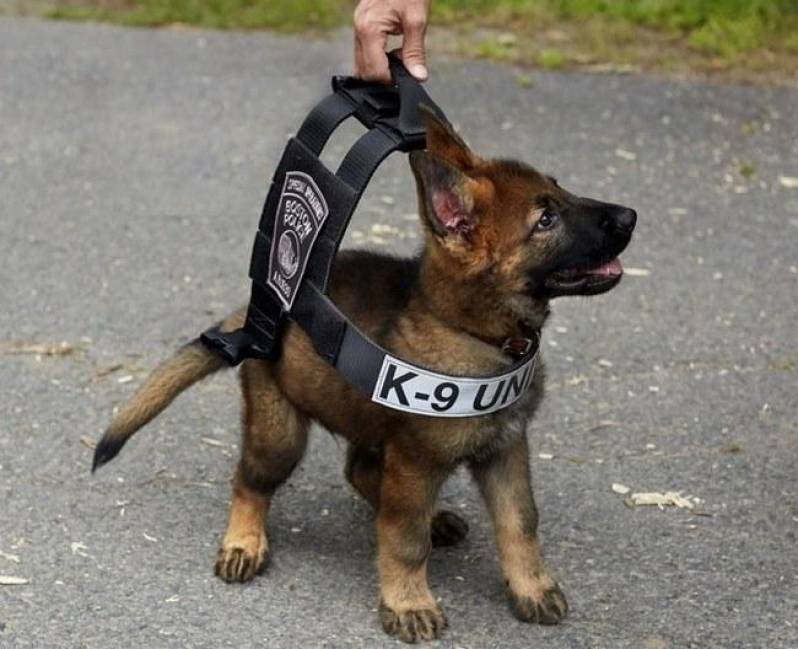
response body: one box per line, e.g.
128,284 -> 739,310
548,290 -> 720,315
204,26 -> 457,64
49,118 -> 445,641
400,13 -> 428,81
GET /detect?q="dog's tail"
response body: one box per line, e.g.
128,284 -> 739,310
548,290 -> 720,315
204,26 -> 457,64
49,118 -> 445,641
92,310 -> 245,472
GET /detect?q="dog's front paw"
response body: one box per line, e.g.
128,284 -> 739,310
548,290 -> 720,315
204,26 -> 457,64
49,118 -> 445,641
379,600 -> 448,643
214,532 -> 268,583
509,576 -> 568,625
431,509 -> 469,548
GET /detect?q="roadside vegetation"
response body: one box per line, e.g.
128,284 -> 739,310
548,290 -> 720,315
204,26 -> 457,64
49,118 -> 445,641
12,0 -> 798,83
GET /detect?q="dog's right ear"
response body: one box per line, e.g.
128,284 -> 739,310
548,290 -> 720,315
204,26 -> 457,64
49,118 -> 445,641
420,105 -> 477,171
410,150 -> 480,240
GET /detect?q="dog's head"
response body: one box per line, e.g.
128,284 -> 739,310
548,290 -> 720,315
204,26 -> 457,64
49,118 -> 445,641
410,110 -> 636,326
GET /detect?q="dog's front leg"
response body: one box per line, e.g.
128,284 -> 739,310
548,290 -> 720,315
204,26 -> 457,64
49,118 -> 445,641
470,434 -> 568,625
376,443 -> 448,643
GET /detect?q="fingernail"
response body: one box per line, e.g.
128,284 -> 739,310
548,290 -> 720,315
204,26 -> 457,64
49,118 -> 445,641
410,64 -> 428,81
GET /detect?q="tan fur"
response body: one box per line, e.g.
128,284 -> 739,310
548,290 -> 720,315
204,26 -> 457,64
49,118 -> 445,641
471,435 -> 567,624
214,470 -> 270,583
97,309 -> 246,461
96,110 -> 636,643
102,344 -> 223,446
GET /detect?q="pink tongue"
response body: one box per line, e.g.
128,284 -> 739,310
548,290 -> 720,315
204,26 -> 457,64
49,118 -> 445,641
587,257 -> 623,277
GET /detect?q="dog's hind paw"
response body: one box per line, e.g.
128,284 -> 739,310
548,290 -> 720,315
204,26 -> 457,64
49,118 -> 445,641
379,601 -> 448,643
430,509 -> 469,548
509,578 -> 568,625
214,534 -> 268,583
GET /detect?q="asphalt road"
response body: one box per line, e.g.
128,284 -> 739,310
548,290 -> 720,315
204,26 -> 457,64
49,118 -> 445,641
1,17 -> 797,649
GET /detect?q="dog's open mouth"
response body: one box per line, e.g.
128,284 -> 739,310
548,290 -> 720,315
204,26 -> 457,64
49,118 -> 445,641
545,257 -> 624,296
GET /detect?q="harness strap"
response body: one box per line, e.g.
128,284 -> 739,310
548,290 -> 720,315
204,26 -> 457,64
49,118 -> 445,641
200,56 -> 541,418
295,92 -> 355,155
290,282 -> 539,416
336,128 -> 400,192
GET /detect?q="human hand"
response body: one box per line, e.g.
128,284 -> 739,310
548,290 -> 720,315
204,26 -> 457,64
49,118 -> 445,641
353,0 -> 430,83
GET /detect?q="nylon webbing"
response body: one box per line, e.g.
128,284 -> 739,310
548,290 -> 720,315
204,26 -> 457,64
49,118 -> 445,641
200,57 -> 541,418
336,128 -> 400,191
295,92 -> 355,155
289,282 -> 539,407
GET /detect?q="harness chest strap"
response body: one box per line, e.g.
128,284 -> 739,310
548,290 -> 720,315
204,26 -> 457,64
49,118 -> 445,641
201,56 -> 540,418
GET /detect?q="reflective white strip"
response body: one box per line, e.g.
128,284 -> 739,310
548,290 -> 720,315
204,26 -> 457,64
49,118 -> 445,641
371,351 -> 538,417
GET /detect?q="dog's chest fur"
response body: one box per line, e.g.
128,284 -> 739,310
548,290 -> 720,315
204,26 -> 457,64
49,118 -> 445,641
413,360 -> 546,465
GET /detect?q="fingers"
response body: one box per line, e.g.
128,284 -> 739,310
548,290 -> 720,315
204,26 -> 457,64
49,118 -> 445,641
399,8 -> 428,81
354,2 -> 392,83
353,0 -> 430,83
355,30 -> 392,82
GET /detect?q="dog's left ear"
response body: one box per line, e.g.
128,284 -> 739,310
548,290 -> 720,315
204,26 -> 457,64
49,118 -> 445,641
410,150 -> 480,240
420,105 -> 477,171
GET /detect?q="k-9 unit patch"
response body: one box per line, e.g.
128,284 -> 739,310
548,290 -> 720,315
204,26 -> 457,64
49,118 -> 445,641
267,171 -> 329,309
372,352 -> 538,417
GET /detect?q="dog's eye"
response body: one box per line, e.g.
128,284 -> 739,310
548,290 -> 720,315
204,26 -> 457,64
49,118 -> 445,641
535,209 -> 559,231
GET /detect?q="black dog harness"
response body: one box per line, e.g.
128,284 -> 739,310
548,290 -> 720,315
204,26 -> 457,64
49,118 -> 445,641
201,57 -> 539,417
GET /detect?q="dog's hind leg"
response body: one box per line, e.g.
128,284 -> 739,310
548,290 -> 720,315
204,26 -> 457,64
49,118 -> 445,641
469,434 -> 568,625
214,359 -> 309,583
345,444 -> 469,548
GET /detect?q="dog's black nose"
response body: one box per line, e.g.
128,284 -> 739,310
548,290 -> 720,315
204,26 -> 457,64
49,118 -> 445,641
614,207 -> 637,234
601,206 -> 637,235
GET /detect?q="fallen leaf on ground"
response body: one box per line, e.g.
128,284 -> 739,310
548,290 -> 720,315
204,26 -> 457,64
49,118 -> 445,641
70,542 -> 89,557
557,455 -> 585,465
627,491 -> 695,510
590,420 -> 621,431
644,637 -> 669,649
778,175 -> 798,188
611,483 -> 631,495
80,435 -> 97,450
94,363 -> 124,378
0,341 -> 75,356
615,148 -> 637,161
200,437 -> 227,448
371,223 -> 399,235
0,576 -> 30,585
563,375 -> 589,387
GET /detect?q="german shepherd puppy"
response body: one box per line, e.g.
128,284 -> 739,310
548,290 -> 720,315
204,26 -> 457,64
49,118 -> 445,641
93,110 -> 636,643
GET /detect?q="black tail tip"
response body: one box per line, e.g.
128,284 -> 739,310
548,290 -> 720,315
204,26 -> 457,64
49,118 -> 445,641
91,435 -> 126,473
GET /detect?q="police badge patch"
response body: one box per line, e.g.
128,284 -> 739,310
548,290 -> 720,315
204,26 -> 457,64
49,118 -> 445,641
267,171 -> 329,309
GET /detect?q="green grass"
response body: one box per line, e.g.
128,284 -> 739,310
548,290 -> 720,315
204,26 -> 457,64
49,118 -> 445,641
48,0 -> 350,31
432,0 -> 798,56
536,48 -> 566,69
738,161 -> 757,179
33,0 -> 798,78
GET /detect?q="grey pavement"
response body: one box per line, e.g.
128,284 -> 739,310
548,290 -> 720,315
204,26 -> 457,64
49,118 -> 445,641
1,17 -> 797,649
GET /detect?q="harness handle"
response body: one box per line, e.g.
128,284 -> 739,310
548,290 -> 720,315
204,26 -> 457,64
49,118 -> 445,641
201,62 -> 540,419
331,53 -> 446,151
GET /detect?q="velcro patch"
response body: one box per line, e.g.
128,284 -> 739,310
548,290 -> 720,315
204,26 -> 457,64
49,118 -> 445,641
267,171 -> 329,309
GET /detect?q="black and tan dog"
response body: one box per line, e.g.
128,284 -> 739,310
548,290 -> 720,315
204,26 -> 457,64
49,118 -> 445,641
93,111 -> 635,643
